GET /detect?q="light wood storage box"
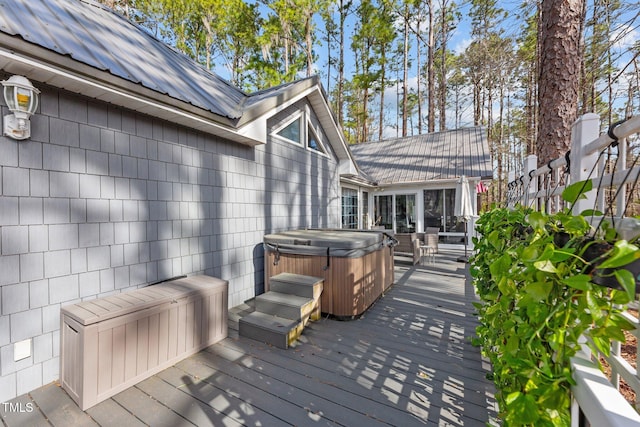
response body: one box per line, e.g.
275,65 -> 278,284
60,275 -> 228,410
264,229 -> 395,319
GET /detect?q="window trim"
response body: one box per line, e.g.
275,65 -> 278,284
271,109 -> 331,158
341,186 -> 359,229
307,125 -> 328,156
272,112 -> 303,145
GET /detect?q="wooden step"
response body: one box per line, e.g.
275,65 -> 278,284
255,292 -> 315,321
270,273 -> 324,300
238,312 -> 304,349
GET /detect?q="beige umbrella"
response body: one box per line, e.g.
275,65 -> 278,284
454,175 -> 473,262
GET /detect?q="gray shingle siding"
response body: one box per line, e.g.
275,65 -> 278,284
0,86 -> 340,401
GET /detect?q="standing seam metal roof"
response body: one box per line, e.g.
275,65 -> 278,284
350,127 -> 493,184
0,0 -> 247,120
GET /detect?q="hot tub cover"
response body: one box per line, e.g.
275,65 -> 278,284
264,229 -> 396,258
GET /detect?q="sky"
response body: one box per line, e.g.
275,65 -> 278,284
226,0 -> 640,140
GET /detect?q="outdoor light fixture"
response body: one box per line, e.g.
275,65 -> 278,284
2,75 -> 40,140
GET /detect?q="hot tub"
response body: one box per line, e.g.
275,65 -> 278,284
263,229 -> 396,318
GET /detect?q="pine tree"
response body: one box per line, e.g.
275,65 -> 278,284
537,0 -> 585,165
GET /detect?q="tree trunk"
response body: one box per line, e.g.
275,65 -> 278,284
379,44 -> 386,141
305,14 -> 313,77
402,3 -> 409,137
427,1 -> 435,133
416,19 -> 422,134
537,0 -> 585,165
438,3 -> 447,131
338,0 -> 346,126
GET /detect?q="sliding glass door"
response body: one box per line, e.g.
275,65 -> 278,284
395,194 -> 416,233
374,195 -> 393,229
374,194 -> 416,233
423,189 -> 457,232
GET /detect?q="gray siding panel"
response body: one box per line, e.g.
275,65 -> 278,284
0,88 -> 340,401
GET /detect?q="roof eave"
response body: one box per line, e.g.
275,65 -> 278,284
241,76 -> 358,169
0,40 -> 265,147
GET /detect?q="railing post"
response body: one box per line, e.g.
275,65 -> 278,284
570,113 -> 600,214
523,154 -> 537,207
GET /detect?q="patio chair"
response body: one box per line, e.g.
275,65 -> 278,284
424,227 -> 439,254
418,227 -> 439,264
395,232 -> 420,265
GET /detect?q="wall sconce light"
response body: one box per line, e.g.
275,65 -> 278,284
2,75 -> 40,140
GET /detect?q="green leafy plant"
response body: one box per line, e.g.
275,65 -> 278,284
471,184 -> 639,426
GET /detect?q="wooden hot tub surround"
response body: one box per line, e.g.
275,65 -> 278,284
264,229 -> 395,319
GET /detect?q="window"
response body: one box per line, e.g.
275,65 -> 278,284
423,189 -> 457,232
374,195 -> 393,229
395,194 -> 416,233
342,188 -> 358,229
307,127 -> 326,154
272,111 -> 329,156
362,191 -> 369,227
275,116 -> 302,144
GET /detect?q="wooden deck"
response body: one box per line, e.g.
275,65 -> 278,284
0,250 -> 498,426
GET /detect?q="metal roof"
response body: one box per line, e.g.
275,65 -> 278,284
0,0 -> 246,120
0,0 -> 357,167
350,127 -> 493,184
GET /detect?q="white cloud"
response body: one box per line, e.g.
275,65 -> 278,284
453,37 -> 472,55
611,24 -> 639,50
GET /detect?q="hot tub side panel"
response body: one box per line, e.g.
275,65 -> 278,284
265,247 -> 393,317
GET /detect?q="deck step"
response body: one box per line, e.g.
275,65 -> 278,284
270,273 -> 324,300
238,312 -> 303,349
240,273 -> 324,348
255,292 -> 315,321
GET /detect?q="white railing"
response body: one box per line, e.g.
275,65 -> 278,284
508,113 -> 640,427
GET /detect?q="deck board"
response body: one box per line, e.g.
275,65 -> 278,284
0,395 -> 49,427
6,250 -> 498,426
207,339 -> 435,425
134,376 -> 245,427
169,357 -> 339,426
85,399 -> 146,427
29,383 -> 98,427
193,347 -> 410,426
111,387 -> 193,427
155,365 -> 286,426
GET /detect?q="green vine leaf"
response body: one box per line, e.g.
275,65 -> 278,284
591,335 -> 611,357
614,269 -> 636,302
534,259 -> 557,273
562,180 -> 593,204
506,392 -> 540,424
597,240 -> 640,269
528,211 -> 546,230
562,274 -> 592,291
470,205 -> 632,425
525,281 -> 553,300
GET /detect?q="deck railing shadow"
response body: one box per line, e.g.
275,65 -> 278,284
160,254 -> 499,426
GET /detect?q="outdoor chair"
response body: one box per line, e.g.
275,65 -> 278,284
395,232 -> 420,265
418,227 -> 439,264
424,227 -> 439,254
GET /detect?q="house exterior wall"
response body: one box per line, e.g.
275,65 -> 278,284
340,180 -> 479,236
0,82 -> 340,401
